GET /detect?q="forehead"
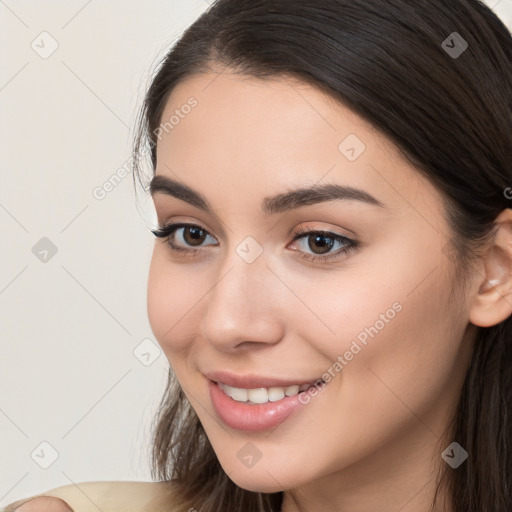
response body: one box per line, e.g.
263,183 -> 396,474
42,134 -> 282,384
154,71 -> 443,218
157,70 -> 391,164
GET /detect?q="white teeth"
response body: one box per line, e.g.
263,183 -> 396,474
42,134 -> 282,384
218,382 -> 312,404
268,387 -> 285,402
230,386 -> 248,402
247,388 -> 268,404
287,385 -> 301,395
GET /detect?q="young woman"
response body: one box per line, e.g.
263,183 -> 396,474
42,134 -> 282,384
6,0 -> 511,510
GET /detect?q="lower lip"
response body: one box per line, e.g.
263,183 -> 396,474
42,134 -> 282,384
208,380 -> 308,432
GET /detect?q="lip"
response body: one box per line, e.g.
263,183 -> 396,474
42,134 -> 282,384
208,379 -> 308,431
204,370 -> 323,389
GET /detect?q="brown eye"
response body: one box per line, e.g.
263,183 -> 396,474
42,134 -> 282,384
306,233 -> 335,254
289,228 -> 359,263
151,223 -> 218,253
183,226 -> 208,246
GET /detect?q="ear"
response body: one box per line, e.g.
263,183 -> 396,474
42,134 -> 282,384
469,208 -> 512,328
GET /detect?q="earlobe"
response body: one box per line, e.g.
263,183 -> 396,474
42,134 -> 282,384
469,209 -> 512,328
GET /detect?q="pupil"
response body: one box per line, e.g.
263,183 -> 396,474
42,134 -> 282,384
309,234 -> 333,255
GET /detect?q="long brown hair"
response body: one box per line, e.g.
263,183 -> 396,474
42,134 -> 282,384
132,1 -> 512,510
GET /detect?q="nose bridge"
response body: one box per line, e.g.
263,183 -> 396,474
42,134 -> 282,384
200,242 -> 284,348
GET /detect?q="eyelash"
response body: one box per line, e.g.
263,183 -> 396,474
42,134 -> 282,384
150,223 -> 360,263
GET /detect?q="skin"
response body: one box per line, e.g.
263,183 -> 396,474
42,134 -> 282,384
14,497 -> 72,511
147,69 -> 512,512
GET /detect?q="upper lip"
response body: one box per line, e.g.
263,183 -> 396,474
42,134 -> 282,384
204,370 -> 324,389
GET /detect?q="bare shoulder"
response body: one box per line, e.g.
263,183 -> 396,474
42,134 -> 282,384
5,496 -> 72,511
3,480 -> 178,512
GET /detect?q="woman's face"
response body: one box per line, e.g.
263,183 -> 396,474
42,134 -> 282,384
147,71 -> 477,494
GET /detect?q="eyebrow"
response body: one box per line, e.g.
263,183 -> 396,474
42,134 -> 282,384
149,174 -> 385,215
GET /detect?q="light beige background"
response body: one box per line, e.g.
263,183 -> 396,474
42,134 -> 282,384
1,0 -> 511,507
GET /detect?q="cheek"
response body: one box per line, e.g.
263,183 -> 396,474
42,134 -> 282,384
147,247 -> 206,355
310,258 -> 463,434
284,237 -> 460,401
274,248 -> 408,363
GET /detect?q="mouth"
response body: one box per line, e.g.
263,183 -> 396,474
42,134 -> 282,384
206,373 -> 327,431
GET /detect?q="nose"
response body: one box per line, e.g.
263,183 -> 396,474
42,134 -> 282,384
200,252 -> 285,352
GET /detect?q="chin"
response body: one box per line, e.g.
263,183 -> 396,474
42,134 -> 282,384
227,473 -> 286,494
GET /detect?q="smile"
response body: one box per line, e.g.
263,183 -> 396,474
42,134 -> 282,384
218,382 -> 320,404
206,373 -> 327,431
